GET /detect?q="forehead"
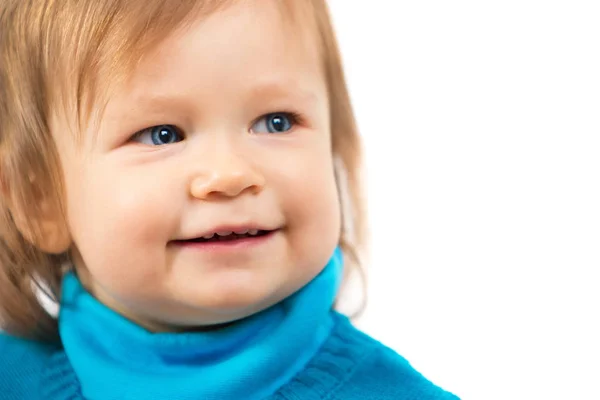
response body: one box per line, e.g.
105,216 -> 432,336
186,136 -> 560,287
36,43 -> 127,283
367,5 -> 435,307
102,1 -> 323,116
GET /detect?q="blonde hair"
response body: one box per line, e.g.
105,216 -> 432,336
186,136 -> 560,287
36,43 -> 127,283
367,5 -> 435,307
0,0 -> 367,340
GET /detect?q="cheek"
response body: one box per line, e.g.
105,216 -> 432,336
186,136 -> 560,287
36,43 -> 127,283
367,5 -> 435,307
277,147 -> 341,256
65,161 -> 182,282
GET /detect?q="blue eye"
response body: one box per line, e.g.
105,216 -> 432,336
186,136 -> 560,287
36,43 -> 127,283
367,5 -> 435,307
251,113 -> 297,134
132,125 -> 183,145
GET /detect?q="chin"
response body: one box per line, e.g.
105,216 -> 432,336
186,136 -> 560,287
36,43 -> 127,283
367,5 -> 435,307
180,275 -> 289,317
171,296 -> 282,329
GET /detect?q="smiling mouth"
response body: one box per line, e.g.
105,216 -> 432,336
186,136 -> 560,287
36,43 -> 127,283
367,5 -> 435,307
184,230 -> 272,243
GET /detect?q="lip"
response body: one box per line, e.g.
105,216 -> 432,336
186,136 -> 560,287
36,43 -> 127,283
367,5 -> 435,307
171,229 -> 279,252
181,224 -> 277,241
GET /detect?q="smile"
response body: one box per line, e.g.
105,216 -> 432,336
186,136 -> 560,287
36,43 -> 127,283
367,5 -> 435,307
170,227 -> 280,252
186,230 -> 272,243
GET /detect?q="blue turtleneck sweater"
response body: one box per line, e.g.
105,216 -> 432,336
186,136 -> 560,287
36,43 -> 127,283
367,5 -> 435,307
0,249 -> 459,399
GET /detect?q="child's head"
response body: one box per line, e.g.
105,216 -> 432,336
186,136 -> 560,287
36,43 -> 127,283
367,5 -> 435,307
0,0 -> 365,338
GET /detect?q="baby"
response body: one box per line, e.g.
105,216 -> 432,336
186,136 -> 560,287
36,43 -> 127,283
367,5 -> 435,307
0,1 -> 460,399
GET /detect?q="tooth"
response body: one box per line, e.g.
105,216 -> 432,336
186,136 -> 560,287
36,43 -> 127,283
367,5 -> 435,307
235,229 -> 249,235
203,233 -> 215,239
217,231 -> 232,236
248,229 -> 259,235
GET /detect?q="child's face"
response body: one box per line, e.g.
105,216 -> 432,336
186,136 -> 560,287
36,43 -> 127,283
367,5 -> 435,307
53,1 -> 340,330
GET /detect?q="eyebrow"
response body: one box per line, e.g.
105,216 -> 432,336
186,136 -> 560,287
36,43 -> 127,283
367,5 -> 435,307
245,78 -> 320,105
104,78 -> 321,130
134,78 -> 320,111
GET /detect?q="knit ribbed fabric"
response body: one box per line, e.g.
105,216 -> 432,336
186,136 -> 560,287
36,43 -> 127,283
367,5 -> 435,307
1,312 -> 460,399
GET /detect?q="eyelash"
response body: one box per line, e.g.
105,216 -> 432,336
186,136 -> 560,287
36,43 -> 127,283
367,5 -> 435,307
129,110 -> 305,143
250,110 -> 304,133
271,111 -> 303,126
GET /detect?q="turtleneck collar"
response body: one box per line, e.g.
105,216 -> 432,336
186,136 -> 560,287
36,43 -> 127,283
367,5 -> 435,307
58,248 -> 343,400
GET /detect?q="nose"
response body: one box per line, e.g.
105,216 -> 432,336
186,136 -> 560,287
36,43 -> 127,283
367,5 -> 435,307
189,147 -> 265,200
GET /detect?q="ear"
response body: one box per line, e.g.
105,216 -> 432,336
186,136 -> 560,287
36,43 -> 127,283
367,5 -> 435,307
2,174 -> 71,254
25,212 -> 72,254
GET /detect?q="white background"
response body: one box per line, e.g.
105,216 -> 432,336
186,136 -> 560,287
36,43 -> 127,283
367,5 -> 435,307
328,1 -> 600,399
